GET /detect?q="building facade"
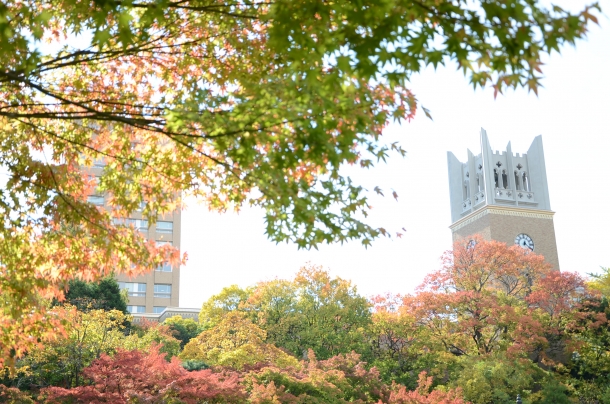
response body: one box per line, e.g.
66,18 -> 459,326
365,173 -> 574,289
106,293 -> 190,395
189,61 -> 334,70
115,208 -> 182,315
447,129 -> 560,269
84,160 -> 182,315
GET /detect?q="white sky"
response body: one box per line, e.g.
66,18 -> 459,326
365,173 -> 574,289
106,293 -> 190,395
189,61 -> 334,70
179,1 -> 610,308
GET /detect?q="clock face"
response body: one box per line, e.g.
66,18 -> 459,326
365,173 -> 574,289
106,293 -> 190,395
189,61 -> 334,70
515,234 -> 534,251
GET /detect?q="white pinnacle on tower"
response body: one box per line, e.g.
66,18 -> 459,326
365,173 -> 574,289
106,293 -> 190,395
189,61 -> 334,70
447,128 -> 551,223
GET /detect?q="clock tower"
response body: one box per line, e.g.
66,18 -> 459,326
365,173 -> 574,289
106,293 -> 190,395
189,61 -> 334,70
447,129 -> 560,270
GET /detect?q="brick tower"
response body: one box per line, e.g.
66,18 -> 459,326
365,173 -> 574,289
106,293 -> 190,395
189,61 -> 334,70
447,129 -> 560,269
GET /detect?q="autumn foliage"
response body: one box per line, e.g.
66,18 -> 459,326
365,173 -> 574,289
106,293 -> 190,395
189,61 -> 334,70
40,346 -> 466,404
398,236 -> 607,374
0,384 -> 35,403
243,350 -> 467,404
2,239 -> 609,403
42,346 -> 245,403
0,0 -> 601,364
385,372 -> 467,404
181,311 -> 298,370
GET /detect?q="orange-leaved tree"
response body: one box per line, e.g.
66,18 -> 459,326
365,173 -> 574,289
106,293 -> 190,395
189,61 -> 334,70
244,349 -> 468,404
42,346 -> 245,403
40,345 -> 467,404
526,269 -> 606,362
401,236 -> 603,356
0,0 -> 600,365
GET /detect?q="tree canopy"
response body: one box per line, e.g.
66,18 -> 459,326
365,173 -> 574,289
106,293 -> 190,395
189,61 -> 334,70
199,265 -> 372,360
163,315 -> 205,348
0,0 -> 600,365
589,267 -> 610,297
2,240 -> 610,402
61,277 -> 128,313
402,235 -> 599,360
181,311 -> 299,370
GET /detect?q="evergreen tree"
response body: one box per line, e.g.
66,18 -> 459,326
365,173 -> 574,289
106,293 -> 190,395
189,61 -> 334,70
63,277 -> 127,313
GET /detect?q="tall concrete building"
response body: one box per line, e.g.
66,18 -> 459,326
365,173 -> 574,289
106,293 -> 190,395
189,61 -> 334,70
447,129 -> 560,269
115,210 -> 182,315
85,159 -> 182,315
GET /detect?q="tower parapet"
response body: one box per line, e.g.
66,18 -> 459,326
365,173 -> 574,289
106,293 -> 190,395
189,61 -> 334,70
447,129 -> 559,270
447,129 -> 551,224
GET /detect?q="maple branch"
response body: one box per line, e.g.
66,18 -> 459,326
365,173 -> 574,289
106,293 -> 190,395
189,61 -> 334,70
33,37 -> 208,75
14,118 -> 196,190
124,0 -> 271,19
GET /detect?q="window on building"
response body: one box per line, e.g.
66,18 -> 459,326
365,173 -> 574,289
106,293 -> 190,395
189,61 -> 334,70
156,221 -> 173,234
153,306 -> 166,314
127,305 -> 146,313
125,218 -> 148,232
119,282 -> 147,297
493,169 -> 499,188
155,262 -> 172,272
138,219 -> 148,232
87,195 -> 104,206
93,157 -> 106,167
154,284 -> 171,298
113,218 -> 148,232
88,175 -> 102,195
502,170 -> 508,189
156,241 -> 172,247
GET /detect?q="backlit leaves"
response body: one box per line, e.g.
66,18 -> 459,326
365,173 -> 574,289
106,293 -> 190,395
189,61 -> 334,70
0,0 -> 600,365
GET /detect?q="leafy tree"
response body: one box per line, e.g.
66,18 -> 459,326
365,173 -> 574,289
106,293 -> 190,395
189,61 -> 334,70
0,384 -> 35,403
385,371 -> 467,404
243,278 -> 300,347
41,346 -> 246,403
14,307 -> 128,389
245,350 -> 467,404
0,0 -> 600,365
367,294 -> 423,388
163,315 -> 205,349
555,295 -> 610,403
182,311 -> 298,370
448,354 -> 547,404
589,267 -> 610,297
61,277 -> 127,313
390,236 -> 608,402
245,349 -> 389,403
181,359 -> 209,372
199,285 -> 252,327
403,235 -> 553,359
538,381 -> 571,404
246,265 -> 373,360
39,346 -> 466,404
198,266 -> 372,361
123,321 -> 182,360
526,269 -> 605,363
